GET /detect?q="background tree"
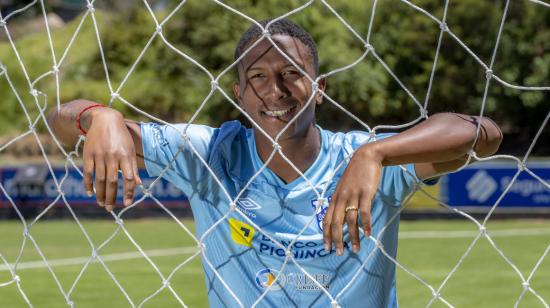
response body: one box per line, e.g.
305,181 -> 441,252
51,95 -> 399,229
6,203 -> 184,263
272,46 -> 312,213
0,0 -> 548,155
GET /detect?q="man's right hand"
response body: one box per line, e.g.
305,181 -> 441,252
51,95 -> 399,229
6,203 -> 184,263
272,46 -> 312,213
82,109 -> 142,211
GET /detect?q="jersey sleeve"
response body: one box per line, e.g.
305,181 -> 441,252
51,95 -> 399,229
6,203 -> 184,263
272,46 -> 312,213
140,122 -> 215,195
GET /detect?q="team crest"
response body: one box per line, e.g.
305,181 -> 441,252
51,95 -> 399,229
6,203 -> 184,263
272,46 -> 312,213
310,197 -> 331,231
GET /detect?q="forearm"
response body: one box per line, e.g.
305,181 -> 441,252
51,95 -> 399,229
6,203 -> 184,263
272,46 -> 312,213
360,113 -> 503,166
47,99 -> 122,147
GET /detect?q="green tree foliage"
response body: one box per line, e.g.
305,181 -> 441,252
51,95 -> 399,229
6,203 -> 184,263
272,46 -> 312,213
1,0 -> 548,153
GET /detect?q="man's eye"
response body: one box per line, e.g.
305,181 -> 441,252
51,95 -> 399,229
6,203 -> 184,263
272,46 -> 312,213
283,70 -> 300,77
249,74 -> 263,79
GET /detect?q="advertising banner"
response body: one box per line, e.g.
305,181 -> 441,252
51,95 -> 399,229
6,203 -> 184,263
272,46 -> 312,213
0,165 -> 188,209
441,162 -> 550,207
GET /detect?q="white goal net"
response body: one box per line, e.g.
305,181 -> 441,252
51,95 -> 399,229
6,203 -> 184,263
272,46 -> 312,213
0,0 -> 549,307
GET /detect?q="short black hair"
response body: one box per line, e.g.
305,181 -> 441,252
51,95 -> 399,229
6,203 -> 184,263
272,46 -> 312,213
234,18 -> 319,76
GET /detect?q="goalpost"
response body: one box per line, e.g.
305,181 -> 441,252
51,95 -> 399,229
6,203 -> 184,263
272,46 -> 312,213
0,0 -> 549,307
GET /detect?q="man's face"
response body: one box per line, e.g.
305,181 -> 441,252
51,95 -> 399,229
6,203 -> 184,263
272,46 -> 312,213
233,34 -> 325,140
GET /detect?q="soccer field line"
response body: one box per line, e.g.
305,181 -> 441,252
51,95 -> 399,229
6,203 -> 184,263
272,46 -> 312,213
0,247 -> 198,272
398,227 -> 550,239
1,227 -> 549,272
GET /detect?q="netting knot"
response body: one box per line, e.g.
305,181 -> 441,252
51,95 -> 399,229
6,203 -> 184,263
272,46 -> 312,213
163,279 -> 171,288
479,226 -> 486,235
198,242 -> 206,253
210,80 -> 218,90
13,275 -> 20,283
467,149 -> 476,157
368,130 -> 376,139
517,162 -> 526,172
91,249 -> 98,259
311,81 -> 319,92
262,28 -> 271,38
115,218 -> 124,226
0,63 -> 5,72
0,20 -> 6,28
110,92 -> 120,100
285,249 -> 291,256
30,89 -> 38,97
67,299 -> 74,307
229,202 -> 237,211
522,282 -> 529,289
52,65 -> 59,73
181,132 -> 189,142
86,4 -> 95,12
485,69 -> 493,80
420,108 -> 428,118
364,43 -> 374,51
273,143 -> 281,151
57,187 -> 65,196
331,300 -> 339,308
432,290 -> 440,299
23,227 -> 30,237
439,22 -> 448,32
155,25 -> 162,34
375,239 -> 384,248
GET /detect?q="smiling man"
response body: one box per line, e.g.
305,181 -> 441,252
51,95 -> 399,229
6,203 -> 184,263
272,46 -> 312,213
48,19 -> 502,307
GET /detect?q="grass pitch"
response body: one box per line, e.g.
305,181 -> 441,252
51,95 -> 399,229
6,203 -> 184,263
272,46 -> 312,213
0,219 -> 548,307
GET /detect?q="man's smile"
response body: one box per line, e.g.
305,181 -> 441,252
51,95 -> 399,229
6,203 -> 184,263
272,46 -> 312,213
262,105 -> 297,117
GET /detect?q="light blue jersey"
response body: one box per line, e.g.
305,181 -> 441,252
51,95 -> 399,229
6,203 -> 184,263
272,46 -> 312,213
141,121 -> 419,307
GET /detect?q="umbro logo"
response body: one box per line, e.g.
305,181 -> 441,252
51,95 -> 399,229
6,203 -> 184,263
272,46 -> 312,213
237,198 -> 261,217
238,198 -> 262,210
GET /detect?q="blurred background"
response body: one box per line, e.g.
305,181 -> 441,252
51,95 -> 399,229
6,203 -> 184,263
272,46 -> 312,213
0,1 -> 548,307
0,0 -> 548,215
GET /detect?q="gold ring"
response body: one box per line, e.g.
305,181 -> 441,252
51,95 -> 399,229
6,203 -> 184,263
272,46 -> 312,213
345,206 -> 358,213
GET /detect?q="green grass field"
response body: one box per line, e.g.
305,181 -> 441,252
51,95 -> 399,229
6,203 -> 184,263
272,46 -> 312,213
0,219 -> 548,307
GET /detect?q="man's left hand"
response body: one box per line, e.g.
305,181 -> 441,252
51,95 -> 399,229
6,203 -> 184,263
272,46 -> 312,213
322,144 -> 382,255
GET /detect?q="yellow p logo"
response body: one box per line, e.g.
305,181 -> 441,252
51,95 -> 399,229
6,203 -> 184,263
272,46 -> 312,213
229,218 -> 255,247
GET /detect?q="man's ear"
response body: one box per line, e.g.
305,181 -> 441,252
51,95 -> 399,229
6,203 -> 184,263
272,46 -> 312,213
315,77 -> 326,105
233,83 -> 242,105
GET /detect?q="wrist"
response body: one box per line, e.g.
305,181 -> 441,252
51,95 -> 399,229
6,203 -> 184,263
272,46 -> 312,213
88,108 -> 123,127
357,142 -> 384,165
89,106 -> 121,120
79,105 -> 121,134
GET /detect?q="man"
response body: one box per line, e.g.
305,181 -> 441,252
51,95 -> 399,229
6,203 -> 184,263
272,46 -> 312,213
48,19 -> 502,307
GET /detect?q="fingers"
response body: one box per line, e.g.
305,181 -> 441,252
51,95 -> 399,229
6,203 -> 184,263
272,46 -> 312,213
104,159 -> 119,212
120,159 -> 136,207
346,197 -> 360,253
332,194 -> 359,256
323,189 -> 374,256
88,154 -> 140,212
94,155 -> 106,208
359,193 -> 373,237
330,195 -> 345,255
132,156 -> 142,186
83,154 -> 94,197
323,198 -> 335,252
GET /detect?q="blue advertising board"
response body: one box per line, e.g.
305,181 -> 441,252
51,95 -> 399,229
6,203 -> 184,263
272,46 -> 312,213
441,162 -> 550,207
0,166 -> 188,209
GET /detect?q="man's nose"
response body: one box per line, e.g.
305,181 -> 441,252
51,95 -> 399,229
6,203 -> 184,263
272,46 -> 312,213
265,75 -> 289,102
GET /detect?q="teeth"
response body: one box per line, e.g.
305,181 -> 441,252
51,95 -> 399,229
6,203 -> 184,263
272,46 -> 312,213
265,107 -> 293,117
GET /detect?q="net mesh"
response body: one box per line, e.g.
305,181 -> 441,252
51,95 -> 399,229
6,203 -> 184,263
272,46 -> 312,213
0,0 -> 549,307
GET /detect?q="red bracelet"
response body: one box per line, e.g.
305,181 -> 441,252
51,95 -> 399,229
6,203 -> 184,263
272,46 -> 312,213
76,103 -> 105,135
